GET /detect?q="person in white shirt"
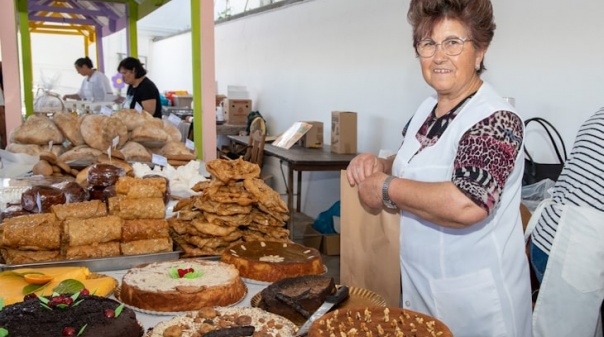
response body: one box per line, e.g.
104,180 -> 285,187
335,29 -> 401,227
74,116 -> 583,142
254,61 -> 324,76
62,57 -> 113,102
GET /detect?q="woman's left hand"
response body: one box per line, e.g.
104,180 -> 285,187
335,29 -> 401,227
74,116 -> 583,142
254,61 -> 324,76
357,172 -> 389,210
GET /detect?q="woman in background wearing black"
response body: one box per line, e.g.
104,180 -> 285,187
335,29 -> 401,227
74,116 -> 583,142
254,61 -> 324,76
117,57 -> 162,118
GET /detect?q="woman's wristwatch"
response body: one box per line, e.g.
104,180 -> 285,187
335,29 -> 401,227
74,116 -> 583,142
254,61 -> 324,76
382,176 -> 398,209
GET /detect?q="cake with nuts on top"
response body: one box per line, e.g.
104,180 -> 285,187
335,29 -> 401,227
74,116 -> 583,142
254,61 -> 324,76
308,306 -> 454,337
220,241 -> 325,282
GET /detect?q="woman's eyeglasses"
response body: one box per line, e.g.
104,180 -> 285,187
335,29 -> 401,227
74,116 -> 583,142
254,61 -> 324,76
416,37 -> 472,58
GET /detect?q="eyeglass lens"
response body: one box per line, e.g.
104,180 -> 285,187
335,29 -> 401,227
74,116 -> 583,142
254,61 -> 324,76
417,38 -> 466,57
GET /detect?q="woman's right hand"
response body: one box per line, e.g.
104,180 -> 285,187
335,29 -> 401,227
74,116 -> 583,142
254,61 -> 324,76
346,153 -> 385,186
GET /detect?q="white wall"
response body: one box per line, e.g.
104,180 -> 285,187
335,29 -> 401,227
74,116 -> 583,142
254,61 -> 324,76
128,0 -> 604,218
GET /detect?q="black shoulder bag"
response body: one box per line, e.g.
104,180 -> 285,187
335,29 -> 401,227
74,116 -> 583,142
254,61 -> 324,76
522,117 -> 568,186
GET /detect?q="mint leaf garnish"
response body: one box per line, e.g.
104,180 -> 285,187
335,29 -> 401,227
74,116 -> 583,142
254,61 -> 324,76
0,327 -> 9,337
114,303 -> 125,318
53,279 -> 85,294
77,324 -> 88,336
23,284 -> 45,295
0,298 -> 4,311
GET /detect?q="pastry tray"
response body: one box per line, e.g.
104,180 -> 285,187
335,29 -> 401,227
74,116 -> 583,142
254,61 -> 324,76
0,250 -> 185,272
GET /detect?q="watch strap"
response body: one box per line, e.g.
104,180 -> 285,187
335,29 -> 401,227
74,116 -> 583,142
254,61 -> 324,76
382,175 -> 397,209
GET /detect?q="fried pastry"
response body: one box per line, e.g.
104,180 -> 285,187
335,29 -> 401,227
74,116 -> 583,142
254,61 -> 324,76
121,219 -> 169,242
63,215 -> 122,247
118,196 -> 165,219
120,237 -> 173,255
206,158 -> 261,183
115,176 -> 167,197
65,242 -> 120,259
50,200 -> 107,221
1,213 -> 61,250
1,248 -> 61,264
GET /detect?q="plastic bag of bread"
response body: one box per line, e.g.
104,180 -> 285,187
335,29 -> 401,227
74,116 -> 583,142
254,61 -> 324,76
53,111 -> 85,146
80,115 -> 128,151
9,114 -> 64,145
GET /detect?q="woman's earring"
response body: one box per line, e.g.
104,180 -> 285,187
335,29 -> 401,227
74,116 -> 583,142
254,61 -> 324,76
475,64 -> 480,71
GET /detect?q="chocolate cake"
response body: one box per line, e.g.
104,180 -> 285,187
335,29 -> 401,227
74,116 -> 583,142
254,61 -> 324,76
53,181 -> 89,203
0,293 -> 143,337
21,185 -> 66,213
259,275 -> 336,325
87,163 -> 125,187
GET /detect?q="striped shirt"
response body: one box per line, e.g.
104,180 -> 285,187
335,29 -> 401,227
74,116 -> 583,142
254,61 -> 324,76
533,107 -> 604,254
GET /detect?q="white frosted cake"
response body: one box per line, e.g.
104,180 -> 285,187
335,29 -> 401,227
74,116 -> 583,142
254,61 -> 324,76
120,259 -> 246,312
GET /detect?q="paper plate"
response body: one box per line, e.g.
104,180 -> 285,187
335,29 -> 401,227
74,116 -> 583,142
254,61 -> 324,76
114,285 -> 247,316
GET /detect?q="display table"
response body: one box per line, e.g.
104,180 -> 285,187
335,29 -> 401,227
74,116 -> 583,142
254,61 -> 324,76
104,269 -> 267,332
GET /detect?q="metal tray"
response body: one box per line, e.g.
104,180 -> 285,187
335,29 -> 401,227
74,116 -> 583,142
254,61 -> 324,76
0,250 -> 184,272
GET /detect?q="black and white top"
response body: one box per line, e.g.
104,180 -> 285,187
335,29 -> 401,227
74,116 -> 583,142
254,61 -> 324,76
533,107 -> 604,254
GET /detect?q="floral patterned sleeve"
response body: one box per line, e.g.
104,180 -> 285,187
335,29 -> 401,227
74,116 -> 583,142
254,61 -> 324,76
452,111 -> 523,214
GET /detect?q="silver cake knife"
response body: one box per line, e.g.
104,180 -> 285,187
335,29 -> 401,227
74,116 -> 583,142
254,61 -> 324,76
296,285 -> 350,336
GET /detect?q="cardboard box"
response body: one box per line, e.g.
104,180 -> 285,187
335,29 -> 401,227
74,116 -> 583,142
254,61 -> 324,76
302,224 -> 341,256
299,121 -> 324,148
321,234 -> 341,256
331,111 -> 357,154
224,99 -> 252,125
303,224 -> 323,251
173,95 -> 193,108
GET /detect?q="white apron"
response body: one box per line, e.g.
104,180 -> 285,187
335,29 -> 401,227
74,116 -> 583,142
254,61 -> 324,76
392,82 -> 532,337
526,200 -> 604,337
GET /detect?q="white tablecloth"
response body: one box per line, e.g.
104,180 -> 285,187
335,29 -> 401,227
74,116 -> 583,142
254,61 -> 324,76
104,270 -> 268,332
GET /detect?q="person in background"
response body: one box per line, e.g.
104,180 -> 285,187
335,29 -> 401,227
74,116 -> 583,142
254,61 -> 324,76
116,57 -> 162,118
62,57 -> 113,102
346,0 -> 532,336
0,61 -> 6,149
527,107 -> 604,337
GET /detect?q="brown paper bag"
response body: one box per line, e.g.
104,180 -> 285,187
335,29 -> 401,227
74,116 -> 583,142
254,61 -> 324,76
339,170 -> 401,306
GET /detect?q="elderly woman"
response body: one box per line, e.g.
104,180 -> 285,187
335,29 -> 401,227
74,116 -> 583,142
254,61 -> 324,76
62,57 -> 113,102
346,0 -> 532,336
117,57 -> 162,118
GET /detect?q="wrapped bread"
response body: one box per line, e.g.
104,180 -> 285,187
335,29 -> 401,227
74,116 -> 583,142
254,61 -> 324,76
65,242 -> 120,260
120,237 -> 172,256
1,248 -> 61,264
113,109 -> 159,131
80,115 -> 128,151
121,219 -> 169,242
119,141 -> 152,163
1,213 -> 61,250
58,145 -> 102,163
163,120 -> 183,142
130,124 -> 170,148
5,143 -> 42,156
10,114 -> 64,145
115,176 -> 167,198
63,215 -> 123,247
50,200 -> 107,221
159,141 -> 196,161
53,112 -> 85,146
117,197 -> 165,220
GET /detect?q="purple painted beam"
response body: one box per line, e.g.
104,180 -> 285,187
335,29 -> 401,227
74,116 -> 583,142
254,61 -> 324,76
29,15 -> 96,26
28,5 -> 105,17
65,1 -> 105,27
94,1 -> 122,20
96,26 -> 105,73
